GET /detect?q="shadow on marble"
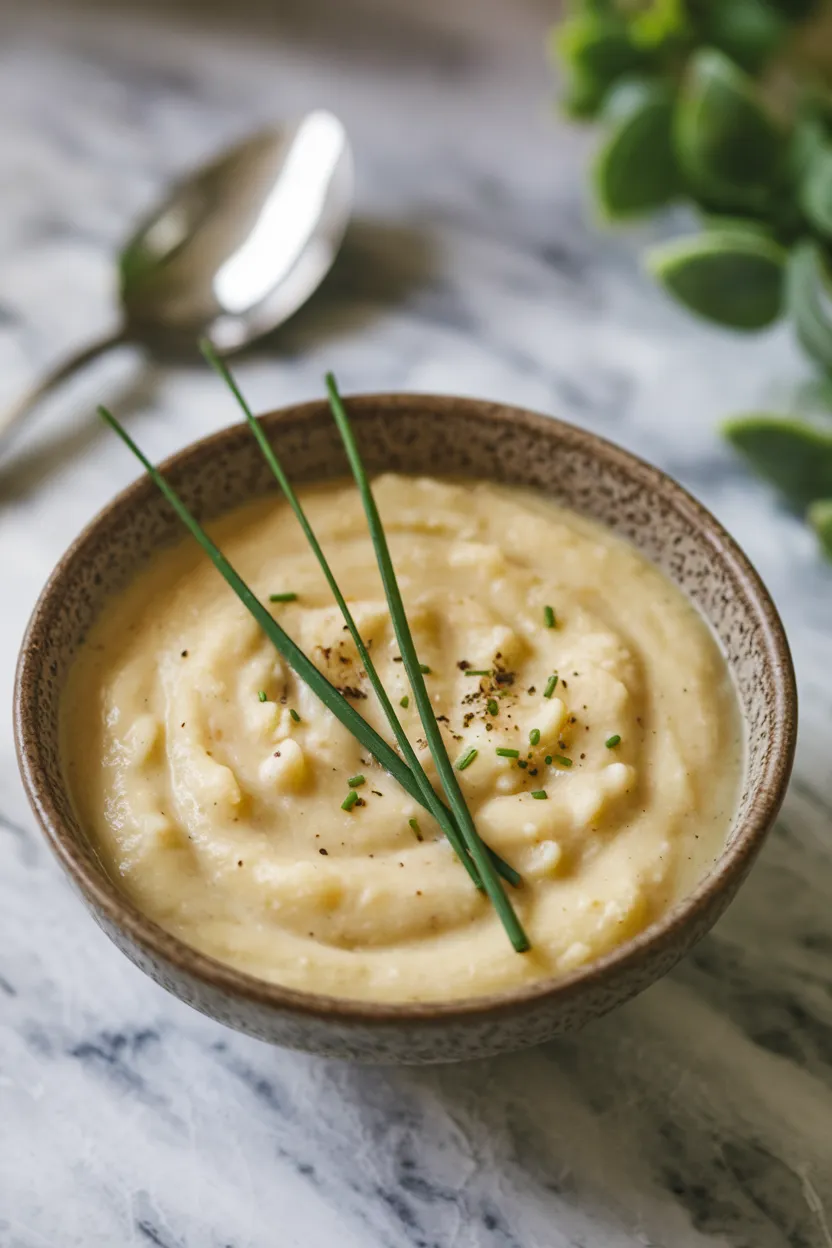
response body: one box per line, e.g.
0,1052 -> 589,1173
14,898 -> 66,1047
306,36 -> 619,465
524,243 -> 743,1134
267,216 -> 440,352
0,365 -> 162,501
0,216 -> 438,498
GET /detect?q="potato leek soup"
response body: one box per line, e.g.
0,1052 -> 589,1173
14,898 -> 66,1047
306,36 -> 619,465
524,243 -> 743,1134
62,474 -> 742,1003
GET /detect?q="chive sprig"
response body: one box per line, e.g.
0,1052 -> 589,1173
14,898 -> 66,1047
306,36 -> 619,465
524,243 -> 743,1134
99,407 -> 489,866
455,747 -> 478,772
325,373 -> 529,953
100,357 -> 527,950
200,343 -> 518,893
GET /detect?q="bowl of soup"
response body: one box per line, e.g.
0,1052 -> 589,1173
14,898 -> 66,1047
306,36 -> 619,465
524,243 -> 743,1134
14,394 -> 796,1062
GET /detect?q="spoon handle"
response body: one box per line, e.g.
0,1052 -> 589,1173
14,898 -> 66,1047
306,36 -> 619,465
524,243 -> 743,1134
0,328 -> 130,456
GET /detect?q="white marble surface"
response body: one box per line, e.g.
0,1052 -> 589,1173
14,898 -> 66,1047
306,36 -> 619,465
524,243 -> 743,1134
1,1 -> 831,1244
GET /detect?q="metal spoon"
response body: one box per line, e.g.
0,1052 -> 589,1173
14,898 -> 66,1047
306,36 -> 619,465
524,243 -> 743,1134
0,110 -> 353,453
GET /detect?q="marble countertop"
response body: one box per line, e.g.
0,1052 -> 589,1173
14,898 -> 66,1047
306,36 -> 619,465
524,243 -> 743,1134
1,1 -> 831,1244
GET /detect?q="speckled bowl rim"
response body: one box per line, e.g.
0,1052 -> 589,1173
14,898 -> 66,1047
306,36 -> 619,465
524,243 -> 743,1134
14,394 -> 797,1027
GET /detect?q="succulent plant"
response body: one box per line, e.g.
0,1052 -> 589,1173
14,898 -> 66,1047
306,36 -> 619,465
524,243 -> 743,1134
553,0 -> 832,556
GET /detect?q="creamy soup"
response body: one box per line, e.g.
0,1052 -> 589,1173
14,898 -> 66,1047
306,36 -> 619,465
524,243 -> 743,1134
62,475 -> 742,1002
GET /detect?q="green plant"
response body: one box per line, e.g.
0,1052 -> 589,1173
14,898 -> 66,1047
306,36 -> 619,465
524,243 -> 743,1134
553,0 -> 832,555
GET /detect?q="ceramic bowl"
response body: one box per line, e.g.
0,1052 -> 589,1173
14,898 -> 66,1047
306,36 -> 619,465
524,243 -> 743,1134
14,395 -> 797,1063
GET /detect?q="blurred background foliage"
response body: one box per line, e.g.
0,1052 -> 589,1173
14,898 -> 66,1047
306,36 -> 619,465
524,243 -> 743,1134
552,0 -> 832,556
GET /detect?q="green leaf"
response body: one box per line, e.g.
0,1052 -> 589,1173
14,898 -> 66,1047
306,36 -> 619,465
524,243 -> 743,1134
551,15 -> 644,119
800,144 -> 832,237
697,0 -> 785,73
808,498 -> 832,558
554,15 -> 647,84
766,0 -> 820,18
564,0 -> 615,12
787,240 -> 832,371
692,186 -> 771,219
560,66 -> 611,119
723,413 -> 832,508
647,230 -> 785,329
628,0 -> 691,51
674,49 -> 785,204
594,81 -> 678,217
790,113 -> 828,183
697,213 -> 774,235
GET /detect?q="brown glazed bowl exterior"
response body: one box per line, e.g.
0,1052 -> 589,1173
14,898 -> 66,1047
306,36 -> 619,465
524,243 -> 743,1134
14,395 -> 797,1063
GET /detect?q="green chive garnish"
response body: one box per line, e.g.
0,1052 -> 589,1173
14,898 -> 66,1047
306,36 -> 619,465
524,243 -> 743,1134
487,699 -> 499,716
341,790 -> 359,812
553,755 -> 573,768
269,592 -> 298,603
198,344 -> 520,894
465,669 -> 491,677
289,708 -> 301,722
455,747 -> 478,772
409,817 -> 423,842
606,734 -> 621,749
326,373 -> 529,952
496,747 -> 520,759
543,673 -> 559,698
98,404 -> 508,891
419,663 -> 431,675
531,790 -> 548,800
545,754 -> 553,765
347,774 -> 365,788
543,605 -> 556,629
400,695 -> 409,708
529,728 -> 541,746
258,690 -> 267,702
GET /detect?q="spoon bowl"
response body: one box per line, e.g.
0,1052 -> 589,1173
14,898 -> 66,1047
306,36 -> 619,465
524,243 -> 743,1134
0,112 -> 353,451
121,113 -> 353,352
